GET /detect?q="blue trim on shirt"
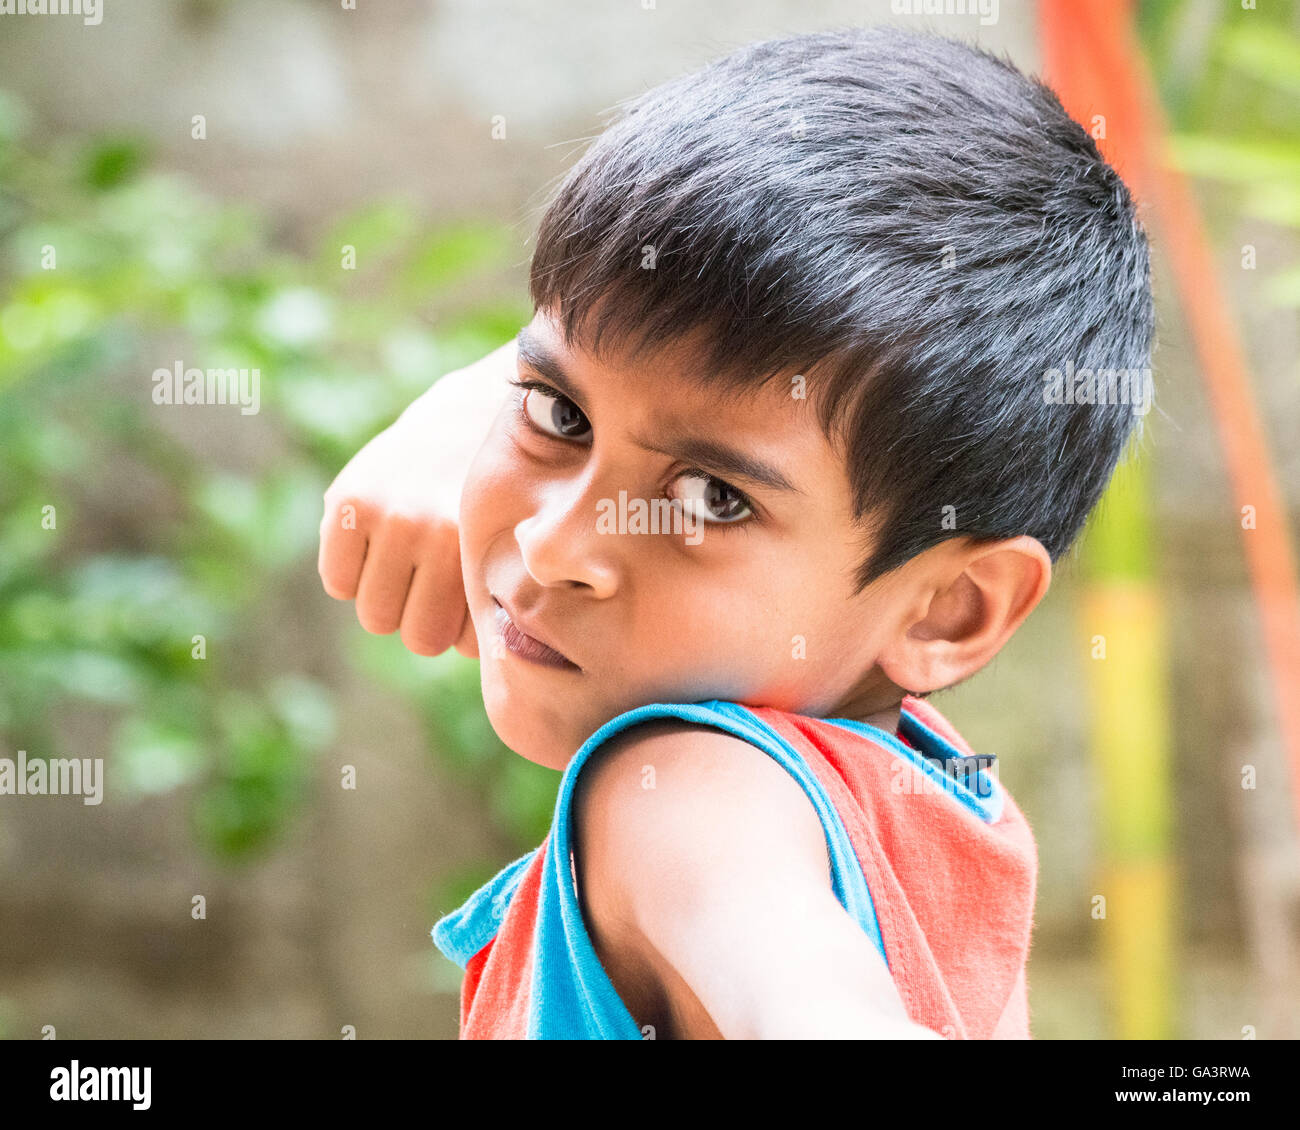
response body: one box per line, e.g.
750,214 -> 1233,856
431,846 -> 540,970
527,699 -> 889,1039
819,710 -> 1005,824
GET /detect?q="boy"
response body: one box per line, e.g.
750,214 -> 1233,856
318,26 -> 1153,1039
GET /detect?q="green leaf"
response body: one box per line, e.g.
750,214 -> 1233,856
83,139 -> 148,190
1167,135 -> 1300,184
115,716 -> 206,796
322,199 -> 420,269
1219,24 -> 1300,97
1242,181 -> 1300,229
401,222 -> 513,294
269,676 -> 337,753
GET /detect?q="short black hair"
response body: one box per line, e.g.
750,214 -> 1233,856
529,25 -> 1155,591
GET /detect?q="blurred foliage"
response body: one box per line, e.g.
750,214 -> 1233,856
1140,0 -> 1300,304
0,87 -> 548,879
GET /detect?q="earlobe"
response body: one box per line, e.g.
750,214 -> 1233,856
878,537 -> 1052,694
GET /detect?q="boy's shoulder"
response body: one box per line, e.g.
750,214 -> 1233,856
572,715 -> 834,913
569,710 -> 903,1039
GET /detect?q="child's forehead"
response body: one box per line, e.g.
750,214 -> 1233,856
527,306 -> 726,384
528,309 -> 818,420
523,311 -> 839,482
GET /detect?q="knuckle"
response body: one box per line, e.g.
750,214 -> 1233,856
324,494 -> 370,526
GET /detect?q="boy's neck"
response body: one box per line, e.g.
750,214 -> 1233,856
847,704 -> 903,735
825,673 -> 906,734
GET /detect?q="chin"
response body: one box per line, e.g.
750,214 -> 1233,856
478,663 -> 577,772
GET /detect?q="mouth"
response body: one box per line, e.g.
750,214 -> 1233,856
491,597 -> 581,672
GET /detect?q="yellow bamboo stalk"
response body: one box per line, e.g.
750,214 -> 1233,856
1079,453 -> 1177,1039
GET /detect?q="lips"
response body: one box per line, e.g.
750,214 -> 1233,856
491,596 -> 580,671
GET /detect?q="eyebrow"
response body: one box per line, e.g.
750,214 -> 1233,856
515,325 -> 802,495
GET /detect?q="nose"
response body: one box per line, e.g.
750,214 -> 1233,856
514,476 -> 620,599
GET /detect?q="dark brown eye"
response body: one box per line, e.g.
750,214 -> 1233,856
522,387 -> 591,440
672,471 -> 753,524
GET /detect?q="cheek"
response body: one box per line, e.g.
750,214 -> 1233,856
684,563 -> 858,701
460,431 -> 527,552
631,556 -> 805,678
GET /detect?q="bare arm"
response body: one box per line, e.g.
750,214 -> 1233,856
317,336 -> 517,655
573,720 -> 944,1040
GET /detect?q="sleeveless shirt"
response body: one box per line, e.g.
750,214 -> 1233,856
432,695 -> 1037,1039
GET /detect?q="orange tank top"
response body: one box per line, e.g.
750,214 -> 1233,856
432,696 -> 1037,1038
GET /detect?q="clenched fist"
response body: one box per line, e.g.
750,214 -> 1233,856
317,336 -> 518,657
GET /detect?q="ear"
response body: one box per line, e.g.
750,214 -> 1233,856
877,536 -> 1052,694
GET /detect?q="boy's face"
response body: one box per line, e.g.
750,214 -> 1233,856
459,307 -> 911,771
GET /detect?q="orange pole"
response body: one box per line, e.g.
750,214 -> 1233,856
1040,0 -> 1300,839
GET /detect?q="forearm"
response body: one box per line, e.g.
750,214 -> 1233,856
394,336 -> 518,503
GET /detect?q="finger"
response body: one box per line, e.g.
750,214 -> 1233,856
354,527 -> 416,635
318,502 -> 369,600
399,558 -> 472,657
